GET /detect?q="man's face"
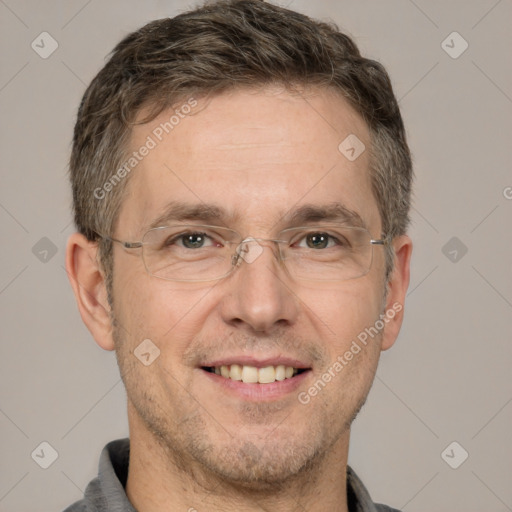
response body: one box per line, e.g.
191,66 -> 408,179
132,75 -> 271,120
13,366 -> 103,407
110,87 -> 392,485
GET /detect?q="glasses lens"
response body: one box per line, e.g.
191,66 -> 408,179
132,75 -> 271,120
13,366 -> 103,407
279,226 -> 373,281
139,225 -> 376,282
142,225 -> 240,282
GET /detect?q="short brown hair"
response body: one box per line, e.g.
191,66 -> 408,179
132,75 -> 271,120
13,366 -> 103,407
70,0 -> 412,296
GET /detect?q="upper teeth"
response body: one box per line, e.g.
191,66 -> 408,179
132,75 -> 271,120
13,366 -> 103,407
213,365 -> 298,383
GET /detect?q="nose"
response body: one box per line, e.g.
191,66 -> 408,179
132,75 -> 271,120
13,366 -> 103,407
220,239 -> 300,334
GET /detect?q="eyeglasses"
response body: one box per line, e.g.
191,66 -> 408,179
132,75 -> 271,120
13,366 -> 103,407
104,224 -> 387,283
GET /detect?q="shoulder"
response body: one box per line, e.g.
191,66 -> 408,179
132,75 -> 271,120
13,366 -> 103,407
60,438 -> 131,512
346,465 -> 402,512
61,500 -> 92,512
374,504 -> 402,512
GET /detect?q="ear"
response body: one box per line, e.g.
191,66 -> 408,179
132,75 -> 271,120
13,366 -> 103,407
65,232 -> 115,351
380,235 -> 412,351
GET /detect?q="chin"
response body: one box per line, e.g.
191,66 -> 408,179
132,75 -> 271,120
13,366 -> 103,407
168,408 -> 334,490
191,437 -> 324,489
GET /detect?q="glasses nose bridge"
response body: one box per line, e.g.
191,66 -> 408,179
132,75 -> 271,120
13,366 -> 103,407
241,236 -> 287,246
244,236 -> 290,252
232,236 -> 288,268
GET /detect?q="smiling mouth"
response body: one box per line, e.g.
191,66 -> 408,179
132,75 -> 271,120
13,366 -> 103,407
202,365 -> 309,384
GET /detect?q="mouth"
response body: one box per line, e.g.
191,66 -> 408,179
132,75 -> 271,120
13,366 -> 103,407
202,364 -> 309,384
198,356 -> 313,401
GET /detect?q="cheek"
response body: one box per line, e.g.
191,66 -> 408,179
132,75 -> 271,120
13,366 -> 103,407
314,286 -> 384,395
113,271 -> 216,357
111,279 -> 217,409
302,281 -> 384,353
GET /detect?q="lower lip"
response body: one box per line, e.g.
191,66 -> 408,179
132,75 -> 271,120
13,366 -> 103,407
199,368 -> 311,401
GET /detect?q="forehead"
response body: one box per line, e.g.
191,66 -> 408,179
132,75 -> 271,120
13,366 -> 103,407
117,86 -> 380,237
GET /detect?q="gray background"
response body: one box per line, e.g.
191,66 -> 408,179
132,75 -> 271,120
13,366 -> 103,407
0,0 -> 511,511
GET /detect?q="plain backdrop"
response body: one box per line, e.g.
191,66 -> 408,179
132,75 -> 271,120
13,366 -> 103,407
0,1 -> 511,511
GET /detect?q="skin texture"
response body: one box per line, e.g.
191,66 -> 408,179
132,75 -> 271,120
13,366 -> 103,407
66,86 -> 412,512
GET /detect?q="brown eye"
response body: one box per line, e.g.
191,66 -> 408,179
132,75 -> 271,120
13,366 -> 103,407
305,233 -> 330,249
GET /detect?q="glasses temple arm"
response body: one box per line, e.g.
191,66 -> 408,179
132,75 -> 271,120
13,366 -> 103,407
103,236 -> 143,250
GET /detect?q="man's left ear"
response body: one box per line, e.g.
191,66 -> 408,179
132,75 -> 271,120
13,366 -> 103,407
381,235 -> 412,351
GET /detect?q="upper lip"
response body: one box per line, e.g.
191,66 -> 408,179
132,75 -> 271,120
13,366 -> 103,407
201,355 -> 312,369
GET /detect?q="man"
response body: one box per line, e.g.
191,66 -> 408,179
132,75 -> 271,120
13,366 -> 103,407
64,0 -> 412,510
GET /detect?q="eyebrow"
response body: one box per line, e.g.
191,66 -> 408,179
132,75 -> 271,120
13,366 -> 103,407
286,203 -> 366,229
145,200 -> 366,232
146,201 -> 238,231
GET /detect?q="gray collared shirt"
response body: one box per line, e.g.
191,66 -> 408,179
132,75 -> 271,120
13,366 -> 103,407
63,439 -> 401,512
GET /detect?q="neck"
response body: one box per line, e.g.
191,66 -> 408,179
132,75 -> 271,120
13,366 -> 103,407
125,407 -> 350,512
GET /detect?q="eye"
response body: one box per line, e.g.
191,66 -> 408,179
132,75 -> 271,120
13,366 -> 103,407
168,231 -> 217,249
296,232 -> 348,250
300,232 -> 332,249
